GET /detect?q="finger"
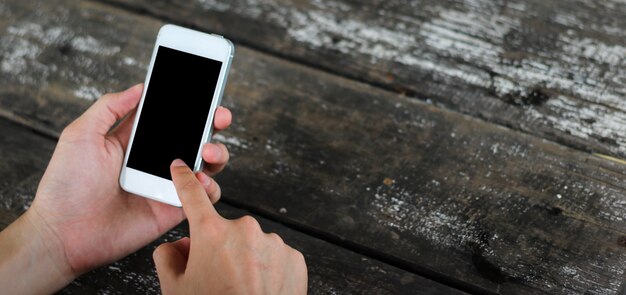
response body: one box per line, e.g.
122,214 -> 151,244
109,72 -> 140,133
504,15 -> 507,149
153,239 -> 189,281
213,106 -> 232,132
170,159 -> 218,225
201,143 -> 229,176
76,84 -> 143,136
196,172 -> 221,204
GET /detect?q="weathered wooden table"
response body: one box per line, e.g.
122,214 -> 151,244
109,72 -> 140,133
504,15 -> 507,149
1,0 -> 625,294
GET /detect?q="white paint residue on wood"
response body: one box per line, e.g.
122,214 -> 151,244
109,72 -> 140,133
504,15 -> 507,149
0,21 -> 117,90
122,57 -> 138,66
73,85 -> 103,101
418,2 -> 626,112
191,0 -> 626,154
0,38 -> 41,75
5,22 -> 74,48
196,0 -> 230,11
71,36 -> 120,56
287,10 -> 418,64
369,182 -> 492,252
0,23 -> 53,85
0,192 -> 33,212
558,34 -> 626,108
598,194 -> 626,223
0,20 -> 130,99
526,95 -> 626,154
213,133 -> 249,149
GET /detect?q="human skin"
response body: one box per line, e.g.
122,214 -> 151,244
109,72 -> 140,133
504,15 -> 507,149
154,159 -> 308,295
0,84 -> 232,294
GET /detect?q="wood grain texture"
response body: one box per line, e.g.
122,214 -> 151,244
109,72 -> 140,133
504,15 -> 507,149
0,119 -> 54,229
0,0 -> 625,294
98,0 -> 626,159
221,53 -> 626,294
0,119 -> 461,295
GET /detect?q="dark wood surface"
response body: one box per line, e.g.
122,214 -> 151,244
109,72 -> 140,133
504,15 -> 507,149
0,0 -> 624,294
0,118 -> 462,295
99,0 -> 626,160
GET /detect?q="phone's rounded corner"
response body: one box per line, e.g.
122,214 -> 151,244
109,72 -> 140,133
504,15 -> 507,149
170,200 -> 183,208
119,167 -> 128,190
158,24 -> 176,35
158,194 -> 183,208
225,38 -> 235,57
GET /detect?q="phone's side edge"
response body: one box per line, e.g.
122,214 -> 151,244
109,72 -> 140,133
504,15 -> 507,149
193,39 -> 235,173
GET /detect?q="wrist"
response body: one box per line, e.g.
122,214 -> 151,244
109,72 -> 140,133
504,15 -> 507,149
26,207 -> 77,279
0,209 -> 76,293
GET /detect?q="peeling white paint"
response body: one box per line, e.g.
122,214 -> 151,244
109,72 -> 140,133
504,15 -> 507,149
527,95 -> 626,154
71,35 -> 120,55
191,0 -> 626,154
122,56 -> 139,66
196,0 -> 230,11
1,38 -> 41,75
598,194 -> 626,223
213,133 -> 249,149
369,182 -> 487,251
73,85 -> 102,101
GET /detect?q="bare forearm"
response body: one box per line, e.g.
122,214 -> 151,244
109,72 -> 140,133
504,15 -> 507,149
0,211 -> 74,294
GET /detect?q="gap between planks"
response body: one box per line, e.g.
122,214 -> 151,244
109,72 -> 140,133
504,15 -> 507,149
9,1 -> 624,292
93,0 -> 626,168
0,111 -> 482,294
0,108 -> 60,140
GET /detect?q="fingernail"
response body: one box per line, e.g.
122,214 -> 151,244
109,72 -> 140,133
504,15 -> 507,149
171,159 -> 187,167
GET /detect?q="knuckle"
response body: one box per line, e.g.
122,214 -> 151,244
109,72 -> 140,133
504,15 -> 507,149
295,250 -> 306,264
267,232 -> 284,245
153,243 -> 169,260
294,252 -> 308,276
237,215 -> 261,234
289,247 -> 306,264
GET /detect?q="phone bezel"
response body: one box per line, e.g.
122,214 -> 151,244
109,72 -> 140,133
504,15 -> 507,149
119,24 -> 234,207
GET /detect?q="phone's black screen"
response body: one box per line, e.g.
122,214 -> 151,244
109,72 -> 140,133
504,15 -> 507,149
127,46 -> 223,180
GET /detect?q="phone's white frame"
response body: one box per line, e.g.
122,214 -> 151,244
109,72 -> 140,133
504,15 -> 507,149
119,24 -> 234,207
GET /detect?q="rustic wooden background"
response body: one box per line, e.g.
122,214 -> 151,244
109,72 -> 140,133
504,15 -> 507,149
0,0 -> 625,294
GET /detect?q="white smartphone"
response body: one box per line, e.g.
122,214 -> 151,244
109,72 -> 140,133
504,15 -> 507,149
120,24 -> 234,207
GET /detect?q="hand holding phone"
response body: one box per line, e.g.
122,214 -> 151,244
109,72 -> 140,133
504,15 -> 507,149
0,25 -> 235,294
120,24 -> 234,206
2,84 -> 232,293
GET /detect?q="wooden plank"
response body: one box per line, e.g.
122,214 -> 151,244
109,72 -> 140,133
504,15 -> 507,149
62,206 -> 467,295
1,0 -> 625,293
96,0 -> 626,160
0,119 -> 462,295
0,120 -> 54,228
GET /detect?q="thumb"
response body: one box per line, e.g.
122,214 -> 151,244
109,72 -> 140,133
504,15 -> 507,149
76,84 -> 143,136
153,237 -> 190,282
